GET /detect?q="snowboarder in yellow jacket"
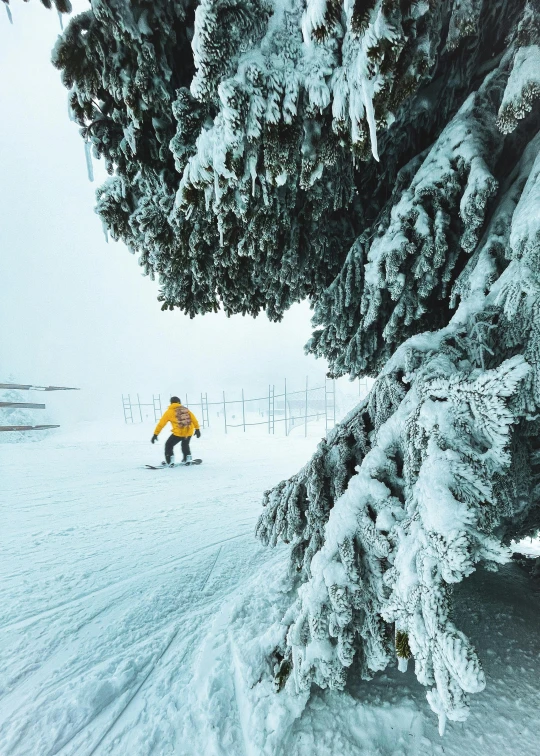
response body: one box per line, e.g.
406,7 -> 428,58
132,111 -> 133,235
152,397 -> 201,466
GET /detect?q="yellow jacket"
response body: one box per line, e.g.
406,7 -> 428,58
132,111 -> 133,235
154,403 -> 200,438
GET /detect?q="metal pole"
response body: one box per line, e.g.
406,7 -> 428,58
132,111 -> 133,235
305,376 -> 308,437
268,385 -> 271,434
186,393 -> 189,408
324,380 -> 328,432
242,389 -> 246,432
284,378 -> 288,436
223,391 -> 227,434
201,393 -> 205,428
206,393 -> 209,427
272,385 -> 275,434
333,378 -> 336,426
137,394 -> 143,423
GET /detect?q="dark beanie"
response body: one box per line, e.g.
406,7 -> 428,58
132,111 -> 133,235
170,396 -> 181,404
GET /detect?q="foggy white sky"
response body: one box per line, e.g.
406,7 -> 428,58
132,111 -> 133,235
0,2 -> 331,420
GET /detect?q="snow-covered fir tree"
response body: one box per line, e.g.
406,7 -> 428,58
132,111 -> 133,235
50,0 -> 540,732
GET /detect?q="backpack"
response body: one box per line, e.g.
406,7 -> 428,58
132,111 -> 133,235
175,405 -> 192,428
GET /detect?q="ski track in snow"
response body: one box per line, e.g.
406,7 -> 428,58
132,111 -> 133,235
82,546 -> 225,756
0,423 -> 319,756
0,531 -> 249,634
1,421 -> 540,755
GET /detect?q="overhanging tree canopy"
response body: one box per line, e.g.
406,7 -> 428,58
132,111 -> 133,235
47,0 -> 540,733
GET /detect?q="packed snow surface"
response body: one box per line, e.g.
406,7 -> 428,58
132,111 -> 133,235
1,422 -> 539,755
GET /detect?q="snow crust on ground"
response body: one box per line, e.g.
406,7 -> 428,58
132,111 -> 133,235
1,422 -> 539,755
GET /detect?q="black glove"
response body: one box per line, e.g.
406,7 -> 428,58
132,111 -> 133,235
195,429 -> 201,439
151,434 -> 158,444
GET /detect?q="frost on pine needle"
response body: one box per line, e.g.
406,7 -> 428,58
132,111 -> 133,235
497,45 -> 540,135
445,0 -> 484,52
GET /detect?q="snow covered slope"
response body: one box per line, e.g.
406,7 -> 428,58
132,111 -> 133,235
0,423 -> 539,755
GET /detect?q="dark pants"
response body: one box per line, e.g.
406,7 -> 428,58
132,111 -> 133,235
164,434 -> 191,463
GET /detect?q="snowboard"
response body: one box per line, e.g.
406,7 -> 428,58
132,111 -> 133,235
145,459 -> 202,469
